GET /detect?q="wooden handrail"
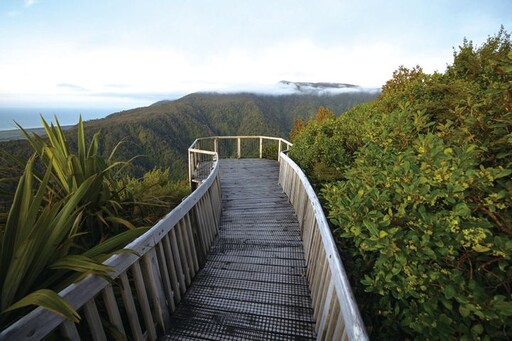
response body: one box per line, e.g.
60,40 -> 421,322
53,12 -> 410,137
188,135 -> 292,187
0,152 -> 222,340
279,152 -> 369,341
189,136 -> 368,340
1,135 -> 367,341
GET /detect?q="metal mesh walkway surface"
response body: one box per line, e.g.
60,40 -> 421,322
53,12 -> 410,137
163,159 -> 316,340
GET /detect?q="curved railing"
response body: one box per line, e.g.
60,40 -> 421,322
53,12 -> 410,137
1,135 -> 367,340
189,136 -> 368,340
188,135 -> 292,186
0,140 -> 222,340
279,152 -> 369,341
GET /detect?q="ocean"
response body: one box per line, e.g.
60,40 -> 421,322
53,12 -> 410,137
0,107 -> 127,131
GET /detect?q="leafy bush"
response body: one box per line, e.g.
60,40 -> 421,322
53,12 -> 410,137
290,29 -> 512,340
121,168 -> 189,224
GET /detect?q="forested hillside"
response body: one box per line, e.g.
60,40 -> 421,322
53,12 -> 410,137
1,91 -> 377,180
290,29 -> 512,340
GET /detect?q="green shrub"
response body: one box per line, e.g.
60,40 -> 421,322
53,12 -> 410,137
121,168 -> 189,225
290,29 -> 512,340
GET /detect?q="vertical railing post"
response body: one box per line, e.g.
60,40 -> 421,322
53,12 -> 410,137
237,137 -> 241,159
259,137 -> 263,158
278,139 -> 282,160
214,138 -> 218,155
188,149 -> 193,189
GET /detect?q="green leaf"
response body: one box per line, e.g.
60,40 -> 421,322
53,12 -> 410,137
495,168 -> 512,179
84,228 -> 149,258
363,220 -> 379,236
471,324 -> 484,336
472,245 -> 491,253
105,216 -> 137,230
3,289 -> 80,323
444,285 -> 456,299
459,304 -> 471,318
453,203 -> 470,217
493,299 -> 512,316
50,255 -> 113,277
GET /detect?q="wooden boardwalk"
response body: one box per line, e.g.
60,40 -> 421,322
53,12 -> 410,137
163,159 -> 316,340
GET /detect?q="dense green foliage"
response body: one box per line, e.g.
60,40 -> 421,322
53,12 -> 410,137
0,118 -> 188,328
289,29 -> 512,339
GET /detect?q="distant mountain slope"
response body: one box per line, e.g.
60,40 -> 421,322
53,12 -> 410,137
1,90 -> 378,180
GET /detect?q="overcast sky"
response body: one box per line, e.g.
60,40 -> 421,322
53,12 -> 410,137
0,0 -> 510,108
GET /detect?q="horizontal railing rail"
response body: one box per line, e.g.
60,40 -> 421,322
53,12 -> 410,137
279,152 -> 369,341
0,144 -> 222,340
188,135 -> 292,187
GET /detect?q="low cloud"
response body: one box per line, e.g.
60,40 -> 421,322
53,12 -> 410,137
214,81 -> 380,96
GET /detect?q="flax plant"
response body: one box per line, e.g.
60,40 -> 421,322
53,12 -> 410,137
0,117 -> 147,328
19,117 -> 137,248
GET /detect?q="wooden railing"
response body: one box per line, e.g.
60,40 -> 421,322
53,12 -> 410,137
189,136 -> 368,340
279,152 -> 369,341
0,141 -> 222,340
1,135 -> 367,341
188,135 -> 292,187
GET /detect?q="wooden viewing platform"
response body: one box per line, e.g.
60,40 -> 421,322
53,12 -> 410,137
163,159 -> 316,340
0,136 -> 367,341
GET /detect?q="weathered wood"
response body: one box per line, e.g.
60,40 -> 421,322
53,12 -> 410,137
83,300 -> 107,341
119,272 -> 144,341
279,153 -> 369,340
162,234 -> 181,304
59,319 -> 80,340
102,284 -> 126,337
155,242 -> 177,312
163,159 -> 316,340
131,261 -> 157,340
142,248 -> 172,334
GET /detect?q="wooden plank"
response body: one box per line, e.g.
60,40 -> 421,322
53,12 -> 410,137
169,229 -> 187,294
131,262 -> 157,340
119,272 -> 144,341
162,234 -> 181,304
155,242 -> 177,312
59,319 -> 80,340
142,249 -> 172,333
102,284 -> 126,337
175,224 -> 191,285
83,300 -> 107,341
184,213 -> 200,272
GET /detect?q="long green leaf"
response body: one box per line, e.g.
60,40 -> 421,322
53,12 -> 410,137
0,158 -> 29,280
77,116 -> 86,169
2,289 -> 79,323
83,227 -> 149,258
1,239 -> 37,311
105,216 -> 137,230
46,176 -> 96,252
50,254 -> 113,277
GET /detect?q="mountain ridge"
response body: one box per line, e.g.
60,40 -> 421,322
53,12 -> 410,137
1,90 -> 379,180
